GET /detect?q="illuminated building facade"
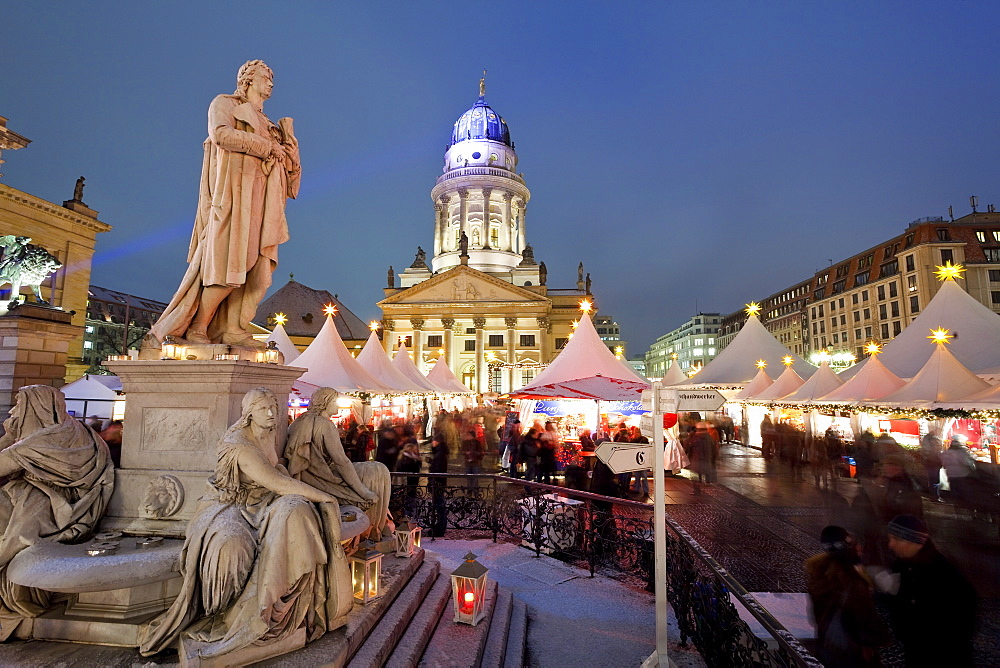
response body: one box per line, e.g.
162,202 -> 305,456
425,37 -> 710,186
645,312 -> 721,379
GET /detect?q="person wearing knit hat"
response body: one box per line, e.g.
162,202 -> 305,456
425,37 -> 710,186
885,514 -> 977,666
804,526 -> 889,666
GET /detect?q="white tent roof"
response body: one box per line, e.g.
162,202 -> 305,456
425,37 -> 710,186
732,368 -> 774,401
781,361 -> 844,402
265,322 -> 300,364
876,342 -> 992,406
426,356 -> 473,394
292,314 -> 397,394
391,343 -> 440,393
661,359 -> 688,386
356,331 -> 429,393
517,314 -> 648,391
935,378 -> 1000,410
749,365 -> 805,401
841,277 -> 1000,380
62,374 -> 122,399
817,354 -> 905,403
686,314 -> 814,385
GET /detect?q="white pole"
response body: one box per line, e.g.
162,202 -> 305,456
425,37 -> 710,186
642,381 -> 675,667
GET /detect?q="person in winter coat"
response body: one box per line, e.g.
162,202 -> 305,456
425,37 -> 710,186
519,427 -> 540,482
537,421 -> 559,485
684,422 -> 716,495
805,525 -> 890,667
427,433 -> 450,536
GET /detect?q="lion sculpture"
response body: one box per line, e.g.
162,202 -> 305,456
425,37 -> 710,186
0,236 -> 62,306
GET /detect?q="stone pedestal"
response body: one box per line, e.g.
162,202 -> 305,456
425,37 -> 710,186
101,359 -> 305,536
0,303 -> 79,418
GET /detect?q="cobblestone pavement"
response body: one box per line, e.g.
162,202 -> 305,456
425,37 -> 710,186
640,442 -> 1000,666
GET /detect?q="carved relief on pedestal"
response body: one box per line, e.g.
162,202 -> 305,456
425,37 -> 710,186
141,475 -> 185,519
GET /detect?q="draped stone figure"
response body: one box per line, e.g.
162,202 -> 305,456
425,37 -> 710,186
284,388 -> 392,542
138,388 -> 352,658
0,385 -> 114,639
150,60 -> 301,349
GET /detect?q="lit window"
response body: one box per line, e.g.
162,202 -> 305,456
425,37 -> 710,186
85,326 -> 94,333
708,348 -> 716,355
83,341 -> 93,349
693,348 -> 703,356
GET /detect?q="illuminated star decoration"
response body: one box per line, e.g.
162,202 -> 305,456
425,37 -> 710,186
369,320 -> 380,332
323,303 -> 338,317
273,312 -> 288,326
864,341 -> 882,356
782,355 -> 793,367
816,349 -> 831,363
934,262 -> 965,282
579,299 -> 593,314
671,352 -> 678,360
745,302 -> 761,317
755,359 -> 767,370
614,345 -> 624,359
927,328 -> 953,345
571,320 -> 580,330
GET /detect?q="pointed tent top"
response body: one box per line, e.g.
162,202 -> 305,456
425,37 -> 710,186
265,321 -> 300,364
516,314 -> 648,391
685,313 -> 814,385
661,359 -> 688,386
934,261 -> 965,282
293,314 -> 396,394
750,365 -> 805,401
841,277 -> 1000,379
781,361 -> 844,403
732,367 -> 774,401
356,331 -> 428,393
426,356 -> 473,394
390,343 -> 440,392
820,354 -> 905,403
878,340 -> 992,405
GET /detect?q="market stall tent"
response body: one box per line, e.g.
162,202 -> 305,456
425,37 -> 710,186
356,331 -> 428,393
684,309 -> 814,386
817,354 -> 906,403
841,274 -> 1000,380
265,320 -> 300,364
426,356 -> 473,394
876,339 -> 992,407
732,367 -> 774,401
391,343 -> 440,392
292,314 -> 396,394
748,364 -> 805,401
661,359 -> 688,386
780,361 -> 844,403
61,374 -> 122,420
510,312 -> 649,400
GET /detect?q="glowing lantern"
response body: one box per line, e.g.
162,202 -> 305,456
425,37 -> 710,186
394,517 -> 422,558
256,340 -> 282,364
451,551 -> 488,626
349,539 -> 382,604
161,335 -> 181,360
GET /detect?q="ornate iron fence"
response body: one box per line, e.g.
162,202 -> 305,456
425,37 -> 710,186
390,473 -> 820,667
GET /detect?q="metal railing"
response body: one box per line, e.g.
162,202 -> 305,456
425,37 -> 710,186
389,473 -> 820,667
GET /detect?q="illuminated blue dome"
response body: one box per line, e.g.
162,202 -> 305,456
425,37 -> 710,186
450,96 -> 512,148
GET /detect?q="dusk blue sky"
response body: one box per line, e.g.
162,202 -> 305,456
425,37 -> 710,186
5,2 -> 1000,354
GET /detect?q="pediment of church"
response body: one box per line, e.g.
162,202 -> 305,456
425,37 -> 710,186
379,265 -> 547,307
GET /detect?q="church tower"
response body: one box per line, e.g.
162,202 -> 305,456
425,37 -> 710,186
429,75 -> 534,279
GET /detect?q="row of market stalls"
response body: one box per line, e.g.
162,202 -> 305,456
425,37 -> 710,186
268,313 -> 473,424
670,267 -> 1000,463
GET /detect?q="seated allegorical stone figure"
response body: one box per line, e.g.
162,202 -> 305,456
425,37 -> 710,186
284,387 -> 393,543
0,385 -> 114,639
138,388 -> 353,659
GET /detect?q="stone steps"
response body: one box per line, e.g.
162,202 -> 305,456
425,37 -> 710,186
417,578 -> 499,668
383,567 -> 453,668
502,598 -> 528,668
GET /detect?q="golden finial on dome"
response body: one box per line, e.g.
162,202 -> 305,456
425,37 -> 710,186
480,69 -> 486,97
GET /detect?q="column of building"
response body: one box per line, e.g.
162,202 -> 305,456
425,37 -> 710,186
502,192 -> 513,252
505,316 -> 517,391
432,203 -> 443,256
474,317 -> 486,392
410,318 -> 424,371
381,319 -> 395,357
458,189 -> 469,248
537,316 -> 549,364
481,188 -> 492,249
516,199 -> 526,253
441,318 -> 455,374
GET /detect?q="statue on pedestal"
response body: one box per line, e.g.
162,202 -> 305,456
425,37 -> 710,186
72,176 -> 85,203
138,388 -> 351,658
0,385 -> 114,639
0,236 -> 63,306
150,60 -> 301,350
284,388 -> 392,542
411,246 -> 427,269
387,265 -> 394,288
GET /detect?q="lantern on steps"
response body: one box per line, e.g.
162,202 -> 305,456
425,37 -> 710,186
349,539 -> 382,604
394,517 -> 422,558
160,335 -> 181,360
450,551 -> 488,626
256,340 -> 283,364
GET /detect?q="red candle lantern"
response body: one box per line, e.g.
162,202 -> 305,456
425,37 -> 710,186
450,551 -> 488,625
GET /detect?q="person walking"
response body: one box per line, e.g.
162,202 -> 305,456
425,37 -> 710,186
805,525 -> 890,667
940,437 -> 978,509
519,427 -> 540,482
882,515 -> 977,667
919,432 -> 944,502
684,422 -> 716,495
428,433 -> 450,537
537,421 -> 559,485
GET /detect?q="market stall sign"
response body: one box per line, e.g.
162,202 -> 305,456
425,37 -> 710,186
675,390 -> 725,412
603,400 -> 646,416
533,400 -> 569,416
595,440 -> 653,474
640,389 -> 678,414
